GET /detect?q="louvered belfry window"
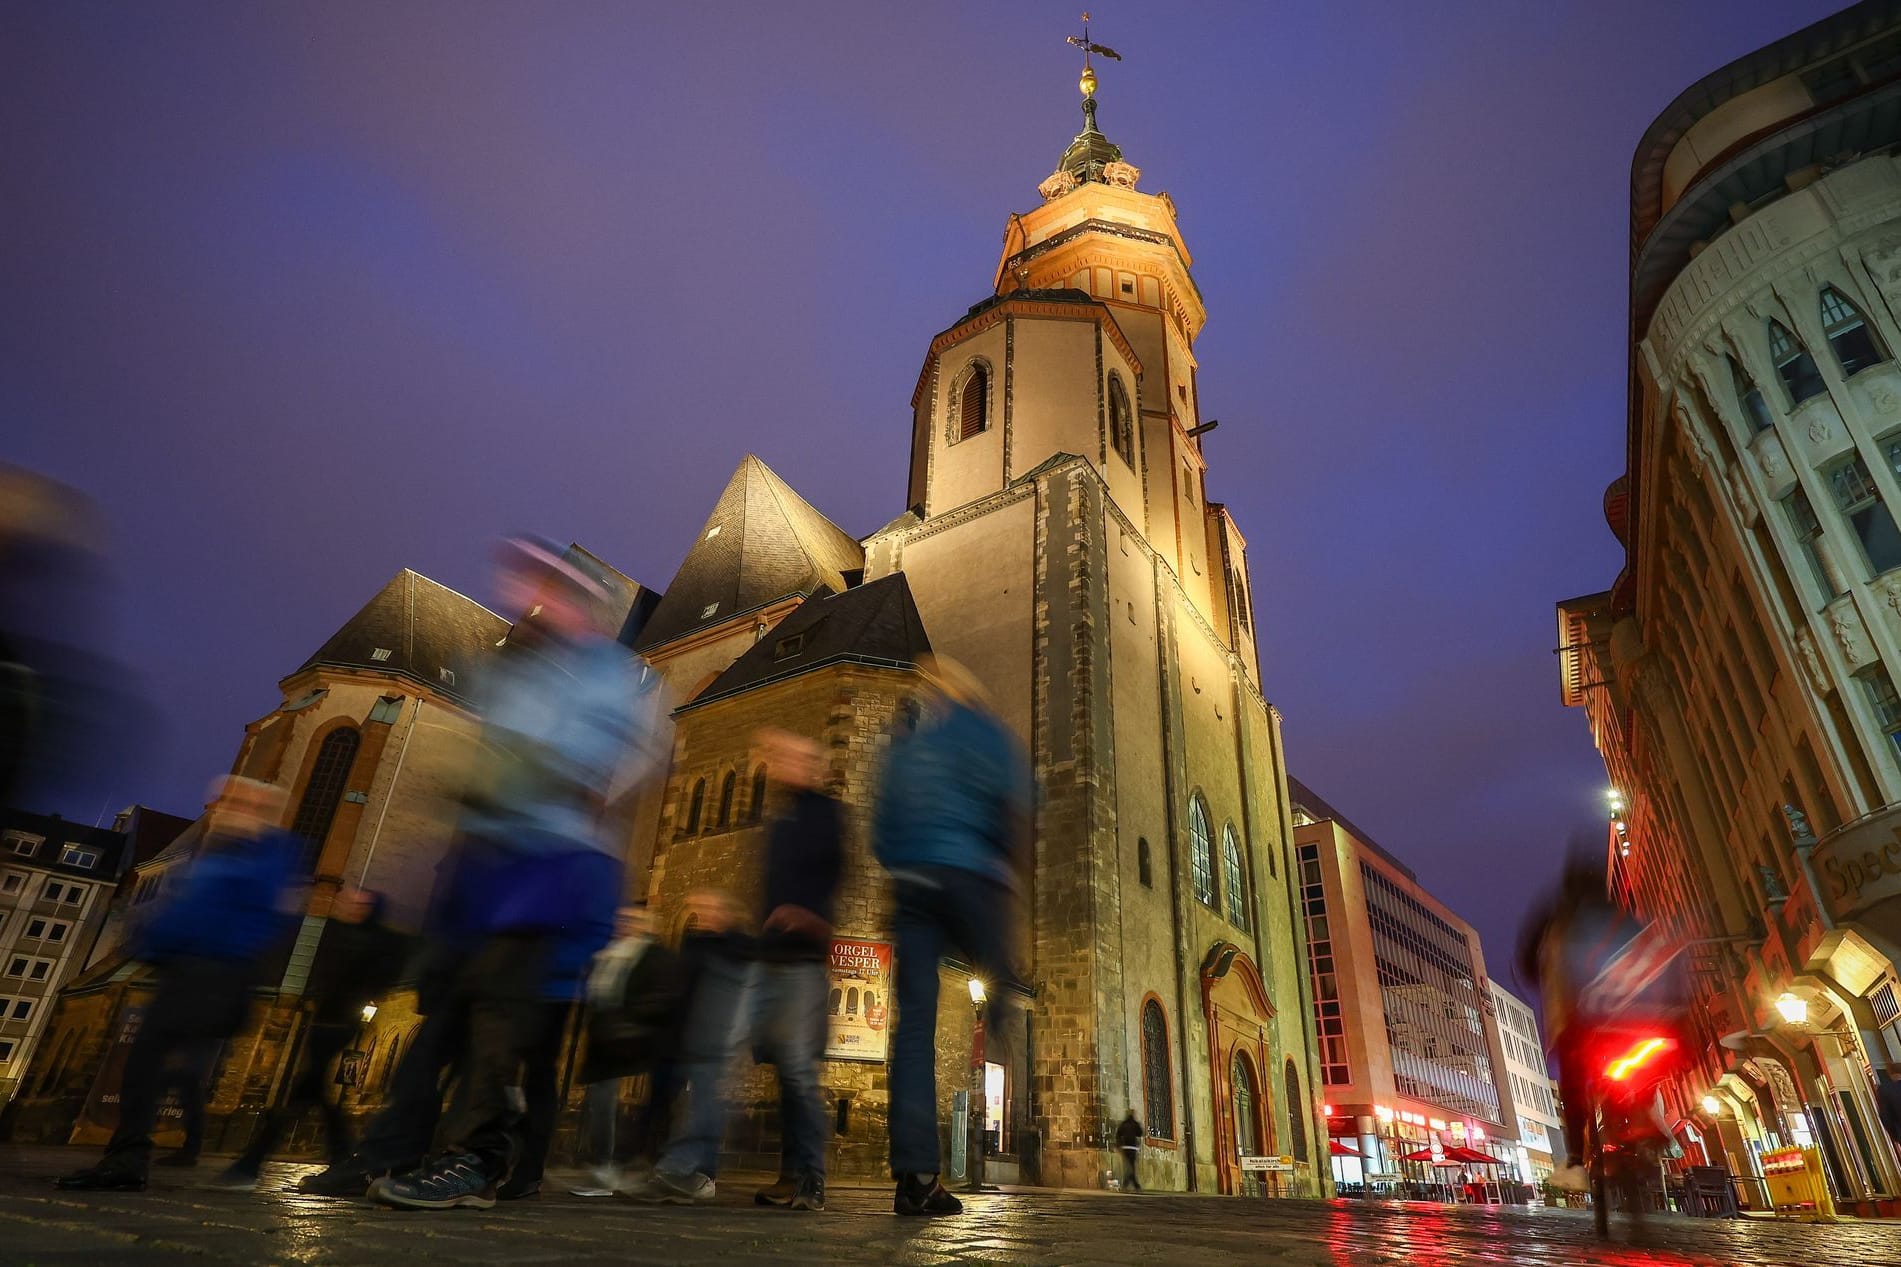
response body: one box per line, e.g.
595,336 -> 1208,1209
959,366 -> 989,440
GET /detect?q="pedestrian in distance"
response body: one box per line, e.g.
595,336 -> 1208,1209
56,777 -> 302,1192
219,883 -> 408,1189
370,537 -> 664,1212
874,654 -> 1032,1217
1116,1109 -> 1143,1191
746,728 -> 844,1214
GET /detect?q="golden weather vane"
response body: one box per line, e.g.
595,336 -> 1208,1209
1065,11 -> 1122,99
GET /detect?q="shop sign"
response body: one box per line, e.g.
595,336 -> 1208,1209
1242,1155 -> 1295,1172
1811,818 -> 1901,919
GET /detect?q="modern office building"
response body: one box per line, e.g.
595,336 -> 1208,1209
1488,981 -> 1560,1185
1556,0 -> 1901,1212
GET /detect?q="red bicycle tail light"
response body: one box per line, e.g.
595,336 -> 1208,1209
1604,1035 -> 1673,1081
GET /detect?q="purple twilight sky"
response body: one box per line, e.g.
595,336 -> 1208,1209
2,1 -> 1843,981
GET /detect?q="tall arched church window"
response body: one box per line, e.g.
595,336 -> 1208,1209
1137,837 -> 1152,888
1222,825 -> 1250,930
684,778 -> 706,834
1284,1060 -> 1309,1161
748,765 -> 768,823
1189,796 -> 1216,908
959,364 -> 990,440
1140,999 -> 1174,1139
1108,374 -> 1136,466
1820,287 -> 1889,377
1767,319 -> 1825,405
716,770 -> 736,829
1232,1053 -> 1261,1156
1728,355 -> 1774,433
290,727 -> 360,870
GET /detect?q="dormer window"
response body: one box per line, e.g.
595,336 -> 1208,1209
1820,286 -> 1888,377
1767,319 -> 1825,405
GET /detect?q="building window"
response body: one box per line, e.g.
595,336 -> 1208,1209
62,885 -> 83,905
47,921 -> 68,942
748,766 -> 768,823
6,833 -> 40,858
26,919 -> 45,939
1784,488 -> 1839,598
715,770 -> 736,830
1108,374 -> 1136,467
0,873 -> 19,894
9,998 -> 31,1021
1767,319 -> 1826,405
1137,837 -> 1152,889
1284,1060 -> 1308,1161
290,727 -> 361,869
59,847 -> 99,870
1729,355 -> 1775,432
1232,1052 -> 1261,1156
0,1040 -> 13,1063
683,778 -> 705,834
1141,999 -> 1174,1140
1828,455 -> 1901,576
1188,796 -> 1216,908
1222,825 -> 1249,931
1821,286 -> 1888,376
367,695 -> 404,724
957,364 -> 990,440
1861,668 -> 1901,768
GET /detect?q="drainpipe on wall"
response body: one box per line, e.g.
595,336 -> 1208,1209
358,697 -> 424,888
1155,567 -> 1198,1191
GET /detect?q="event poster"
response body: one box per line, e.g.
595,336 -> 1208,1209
824,938 -> 892,1062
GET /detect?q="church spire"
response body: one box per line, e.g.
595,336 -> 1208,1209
1043,13 -> 1139,199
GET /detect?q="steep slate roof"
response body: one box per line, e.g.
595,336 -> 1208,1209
684,573 -> 932,710
633,456 -> 865,654
563,543 -> 662,647
1284,776 -> 1417,883
296,570 -> 510,706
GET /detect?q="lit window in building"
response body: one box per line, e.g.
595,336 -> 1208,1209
1820,287 -> 1888,377
1860,667 -> 1901,767
1222,825 -> 1249,930
1782,488 -> 1840,599
1728,355 -> 1775,432
1827,455 -> 1901,576
1188,796 -> 1216,908
1767,319 -> 1826,405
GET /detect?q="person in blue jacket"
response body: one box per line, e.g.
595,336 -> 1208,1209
874,655 -> 1032,1217
57,776 -> 302,1190
372,536 -> 662,1212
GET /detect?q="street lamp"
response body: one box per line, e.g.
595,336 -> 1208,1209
1701,1095 -> 1722,1116
1775,992 -> 1808,1026
968,977 -> 987,1194
360,1002 -> 379,1024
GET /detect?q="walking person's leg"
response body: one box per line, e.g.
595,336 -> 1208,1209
889,886 -> 960,1214
647,955 -> 753,1201
500,1001 -> 570,1197
753,961 -> 831,1209
570,1076 -> 623,1195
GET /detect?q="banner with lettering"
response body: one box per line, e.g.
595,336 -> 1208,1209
824,938 -> 893,1062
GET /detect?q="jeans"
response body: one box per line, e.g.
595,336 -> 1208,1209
436,933 -> 556,1175
656,953 -> 754,1179
236,1021 -> 354,1171
581,1076 -> 621,1168
1121,1146 -> 1140,1189
508,1001 -> 572,1186
751,960 -> 830,1179
888,866 -> 1014,1177
354,1004 -> 462,1173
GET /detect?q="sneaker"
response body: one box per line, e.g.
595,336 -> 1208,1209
570,1164 -> 622,1198
211,1164 -> 259,1192
496,1176 -> 540,1201
297,1163 -> 378,1197
54,1163 -> 147,1192
1550,1163 -> 1589,1193
569,1186 -> 618,1198
893,1172 -> 961,1216
789,1172 -> 825,1212
155,1152 -> 200,1168
754,1178 -> 796,1207
369,1153 -> 498,1211
617,1170 -> 661,1201
650,1169 -> 715,1205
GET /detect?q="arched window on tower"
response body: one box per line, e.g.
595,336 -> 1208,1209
1141,999 -> 1174,1139
683,778 -> 706,835
748,765 -> 768,823
290,727 -> 360,870
716,770 -> 736,830
959,364 -> 990,440
1137,837 -> 1152,889
1108,374 -> 1135,466
1284,1059 -> 1309,1162
1222,825 -> 1250,931
1820,286 -> 1889,377
1189,795 -> 1216,908
1767,319 -> 1825,405
1728,355 -> 1775,433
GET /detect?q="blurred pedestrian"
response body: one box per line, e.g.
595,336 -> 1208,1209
1116,1109 -> 1143,1191
56,777 -> 301,1191
746,729 -> 843,1213
569,904 -> 681,1197
218,883 -> 408,1189
371,537 -> 662,1212
874,655 -> 1031,1217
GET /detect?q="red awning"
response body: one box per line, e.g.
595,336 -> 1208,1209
1442,1146 -> 1499,1166
1329,1139 -> 1359,1156
1399,1148 -> 1438,1162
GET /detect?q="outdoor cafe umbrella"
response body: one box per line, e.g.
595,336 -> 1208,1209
1329,1139 -> 1360,1157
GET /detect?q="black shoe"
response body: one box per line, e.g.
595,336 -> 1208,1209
155,1152 -> 199,1168
369,1152 -> 497,1211
893,1172 -> 961,1216
789,1171 -> 826,1212
496,1176 -> 540,1201
754,1177 -> 797,1206
296,1162 -> 377,1197
55,1164 -> 147,1192
211,1163 -> 260,1191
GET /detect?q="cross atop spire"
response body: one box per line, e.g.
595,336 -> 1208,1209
1065,11 -> 1122,100
1040,13 -> 1140,199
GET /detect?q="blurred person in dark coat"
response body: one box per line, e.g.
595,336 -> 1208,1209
218,884 -> 409,1188
56,777 -> 301,1190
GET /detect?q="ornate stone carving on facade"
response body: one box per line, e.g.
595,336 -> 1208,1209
1863,236 -> 1901,290
1871,382 -> 1900,416
1038,169 -> 1078,202
1793,626 -> 1831,695
1808,413 -> 1834,444
1751,430 -> 1796,497
1876,571 -> 1901,632
1828,599 -> 1877,669
1725,460 -> 1760,525
1101,160 -> 1140,190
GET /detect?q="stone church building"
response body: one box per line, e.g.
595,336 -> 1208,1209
5,79 -> 1323,1197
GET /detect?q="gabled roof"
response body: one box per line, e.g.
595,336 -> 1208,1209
683,573 -> 932,710
295,570 -> 509,706
633,456 -> 865,653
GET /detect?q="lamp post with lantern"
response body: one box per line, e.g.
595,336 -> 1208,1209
968,975 -> 987,1194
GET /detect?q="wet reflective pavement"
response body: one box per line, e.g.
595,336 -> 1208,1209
1,1149 -> 1894,1265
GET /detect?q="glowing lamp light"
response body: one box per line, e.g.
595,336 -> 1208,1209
1775,992 -> 1807,1026
1374,1106 -> 1394,1122
968,977 -> 987,1006
1605,1036 -> 1671,1081
1470,1126 -> 1485,1140
1429,1118 -> 1448,1131
360,1002 -> 378,1024
1701,1095 -> 1723,1115
1323,1103 -> 1334,1116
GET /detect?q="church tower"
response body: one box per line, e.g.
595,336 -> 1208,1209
868,33 -> 1322,1194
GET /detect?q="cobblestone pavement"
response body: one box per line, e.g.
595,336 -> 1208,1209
1,1148 -> 1896,1266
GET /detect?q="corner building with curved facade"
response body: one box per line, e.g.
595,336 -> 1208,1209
1559,0 -> 1901,1211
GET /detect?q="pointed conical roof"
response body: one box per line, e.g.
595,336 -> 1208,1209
633,456 -> 865,653
686,573 -> 932,709
295,569 -> 509,704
